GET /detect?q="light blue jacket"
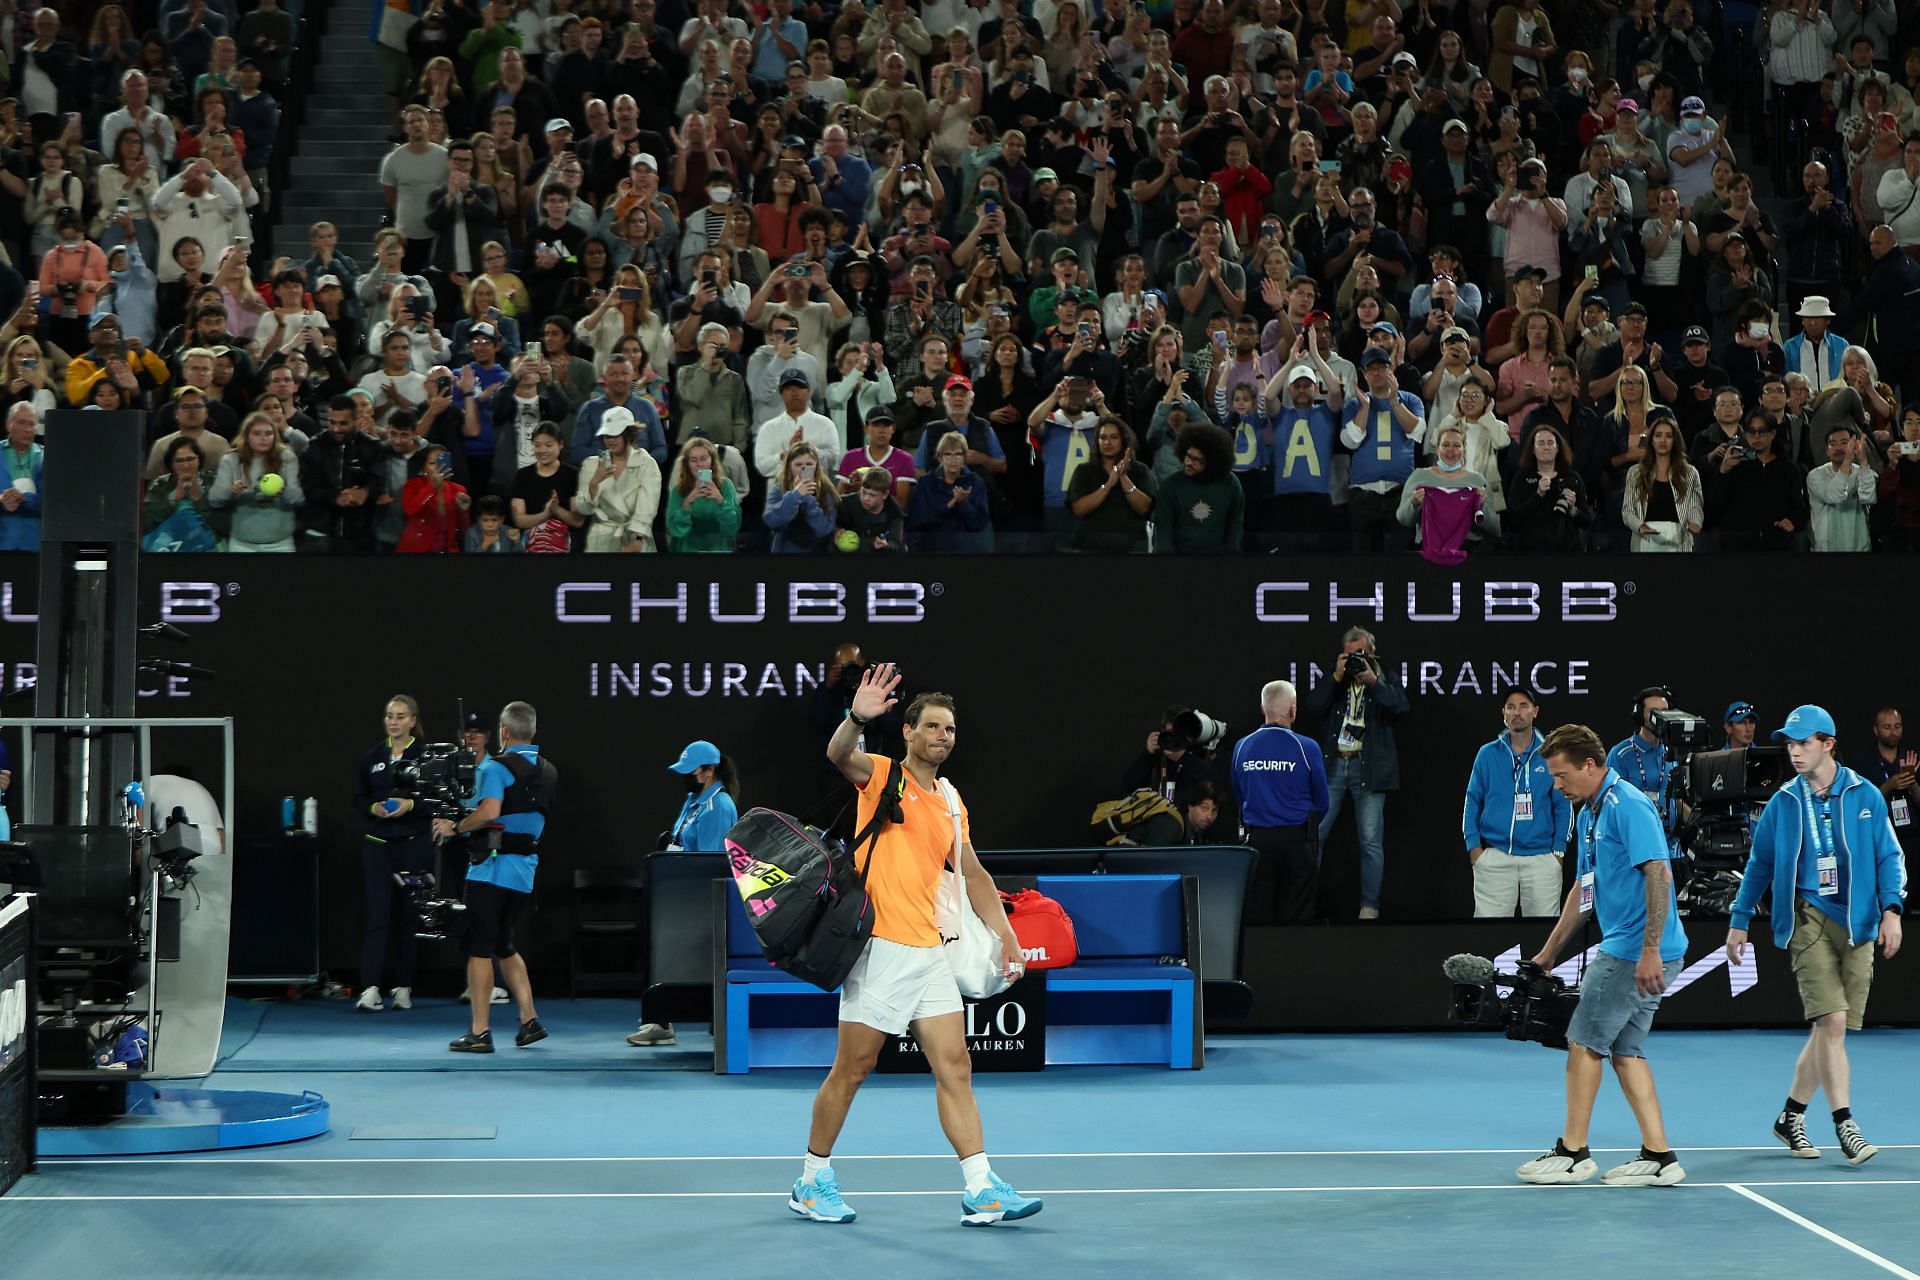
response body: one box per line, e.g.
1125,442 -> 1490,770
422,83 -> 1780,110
1462,728 -> 1570,857
670,783 -> 739,853
1729,766 -> 1909,948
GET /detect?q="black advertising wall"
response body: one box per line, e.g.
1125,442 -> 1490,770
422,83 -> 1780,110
0,556 -> 1911,1006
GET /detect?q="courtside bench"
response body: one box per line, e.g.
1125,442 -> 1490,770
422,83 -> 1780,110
712,873 -> 1203,1073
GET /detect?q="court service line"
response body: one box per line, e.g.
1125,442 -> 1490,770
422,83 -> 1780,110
39,1145 -> 1920,1165
11,1181 -> 1920,1203
1725,1184 -> 1920,1280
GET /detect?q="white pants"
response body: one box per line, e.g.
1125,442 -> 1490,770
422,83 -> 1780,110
1472,849 -> 1564,918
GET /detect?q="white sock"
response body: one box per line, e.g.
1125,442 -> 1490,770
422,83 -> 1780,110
960,1152 -> 993,1196
802,1151 -> 831,1184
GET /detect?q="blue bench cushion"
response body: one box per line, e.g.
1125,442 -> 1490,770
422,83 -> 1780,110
1052,958 -> 1193,982
1035,874 -> 1186,959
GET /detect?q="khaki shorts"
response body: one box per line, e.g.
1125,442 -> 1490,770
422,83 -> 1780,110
1789,897 -> 1874,1031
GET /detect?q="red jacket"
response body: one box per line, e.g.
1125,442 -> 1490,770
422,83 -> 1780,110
1211,163 -> 1273,247
397,475 -> 470,552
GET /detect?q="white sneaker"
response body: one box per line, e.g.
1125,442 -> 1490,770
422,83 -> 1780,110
489,986 -> 509,1005
627,1022 -> 676,1046
1358,906 -> 1380,920
390,987 -> 412,1010
1602,1155 -> 1686,1187
1516,1144 -> 1597,1184
355,987 -> 384,1012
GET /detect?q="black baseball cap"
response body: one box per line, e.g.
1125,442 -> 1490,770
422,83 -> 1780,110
1620,300 -> 1649,318
1682,325 -> 1710,345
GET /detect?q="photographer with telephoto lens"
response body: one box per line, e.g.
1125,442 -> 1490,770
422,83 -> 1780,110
1518,724 -> 1688,1188
1305,626 -> 1407,919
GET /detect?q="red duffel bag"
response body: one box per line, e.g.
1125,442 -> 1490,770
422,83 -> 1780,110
1000,889 -> 1077,969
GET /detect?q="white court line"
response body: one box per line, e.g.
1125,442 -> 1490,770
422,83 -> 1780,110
1726,1184 -> 1920,1280
9,1181 -> 1920,1203
39,1145 -> 1920,1165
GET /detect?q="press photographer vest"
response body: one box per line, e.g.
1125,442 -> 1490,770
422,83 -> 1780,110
494,750 -> 557,853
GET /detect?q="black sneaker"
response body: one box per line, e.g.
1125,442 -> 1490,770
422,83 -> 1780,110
1836,1118 -> 1878,1166
449,1030 -> 494,1053
515,1018 -> 549,1048
1773,1112 -> 1819,1159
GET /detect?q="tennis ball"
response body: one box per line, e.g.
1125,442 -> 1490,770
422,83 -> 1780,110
833,529 -> 860,553
258,473 -> 285,497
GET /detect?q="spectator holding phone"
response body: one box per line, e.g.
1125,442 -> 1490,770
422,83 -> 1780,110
574,411 -> 662,552
665,436 -> 741,552
398,444 -> 472,552
765,441 -> 839,554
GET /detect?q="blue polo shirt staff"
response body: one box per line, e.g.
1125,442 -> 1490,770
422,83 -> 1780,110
1231,680 -> 1330,924
666,739 -> 740,852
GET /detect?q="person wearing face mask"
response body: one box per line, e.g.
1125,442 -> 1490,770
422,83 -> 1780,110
1396,422 -> 1497,564
1664,95 -> 1732,207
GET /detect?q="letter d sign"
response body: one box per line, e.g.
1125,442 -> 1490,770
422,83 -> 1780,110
160,581 -> 223,624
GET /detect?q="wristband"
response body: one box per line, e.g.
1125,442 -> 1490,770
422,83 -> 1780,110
847,709 -> 871,728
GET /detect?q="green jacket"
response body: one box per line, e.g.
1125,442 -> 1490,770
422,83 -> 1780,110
665,479 -> 740,553
1153,470 -> 1244,554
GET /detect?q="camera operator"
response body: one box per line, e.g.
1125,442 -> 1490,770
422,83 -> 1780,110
1519,724 -> 1689,1188
1233,680 -> 1330,924
456,711 -> 507,1009
351,695 -> 431,1013
1722,700 -> 1759,750
1462,688 -> 1570,919
1123,704 -> 1219,804
808,643 -> 903,761
434,701 -> 554,1054
1608,686 -> 1674,804
1304,627 -> 1407,920
1726,705 -> 1907,1165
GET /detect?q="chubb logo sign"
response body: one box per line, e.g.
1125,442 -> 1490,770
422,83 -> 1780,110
555,581 -> 929,624
1253,580 -> 1620,624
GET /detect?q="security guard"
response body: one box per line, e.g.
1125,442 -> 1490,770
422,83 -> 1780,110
1232,679 -> 1330,924
436,701 -> 557,1053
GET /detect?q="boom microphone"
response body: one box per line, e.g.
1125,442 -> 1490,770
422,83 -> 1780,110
1442,953 -> 1498,984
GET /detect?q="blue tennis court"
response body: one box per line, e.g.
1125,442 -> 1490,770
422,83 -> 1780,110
4,1001 -> 1916,1279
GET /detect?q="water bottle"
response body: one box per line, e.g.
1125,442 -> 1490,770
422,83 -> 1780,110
281,796 -> 296,831
301,797 -> 318,836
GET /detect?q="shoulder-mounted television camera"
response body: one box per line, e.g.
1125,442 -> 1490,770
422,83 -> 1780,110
1443,953 -> 1580,1051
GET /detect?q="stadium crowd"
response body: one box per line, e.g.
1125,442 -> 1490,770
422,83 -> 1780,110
4,0 -> 1920,554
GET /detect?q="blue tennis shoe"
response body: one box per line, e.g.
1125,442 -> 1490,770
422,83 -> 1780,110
960,1173 -> 1042,1226
789,1168 -> 856,1223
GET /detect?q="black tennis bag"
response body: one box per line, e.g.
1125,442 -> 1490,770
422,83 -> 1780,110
723,807 -> 879,991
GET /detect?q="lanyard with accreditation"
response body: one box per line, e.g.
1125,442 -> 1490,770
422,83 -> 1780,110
1575,778 -> 1620,915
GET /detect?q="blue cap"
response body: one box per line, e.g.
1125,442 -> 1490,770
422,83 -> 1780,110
1368,321 -> 1400,338
1724,701 -> 1756,723
1360,347 -> 1392,367
668,740 -> 722,773
778,367 -> 811,389
1772,705 -> 1835,742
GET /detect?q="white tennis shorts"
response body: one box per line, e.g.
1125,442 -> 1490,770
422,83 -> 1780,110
838,937 -> 963,1036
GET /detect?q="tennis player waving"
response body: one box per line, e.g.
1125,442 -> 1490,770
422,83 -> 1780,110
790,661 -> 1042,1227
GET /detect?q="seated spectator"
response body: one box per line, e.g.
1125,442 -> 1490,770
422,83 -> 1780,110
1506,422 -> 1592,552
665,436 -> 742,553
398,444 -> 472,553
0,406 -> 45,553
834,464 -> 907,552
1806,425 -> 1877,553
1065,416 -> 1156,554
766,442 -> 840,554
464,494 -> 522,553
907,429 -> 995,554
144,437 -> 228,544
1397,423 -> 1497,563
209,412 -> 303,552
1620,409 -> 1703,552
1150,421 -> 1241,554
573,412 -> 661,552
1706,408 -> 1808,553
509,423 -> 585,552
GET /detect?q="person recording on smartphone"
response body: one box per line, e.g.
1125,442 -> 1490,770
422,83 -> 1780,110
435,701 -> 555,1054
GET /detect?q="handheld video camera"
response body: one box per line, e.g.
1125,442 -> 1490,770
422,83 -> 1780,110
391,741 -> 477,817
1443,954 -> 1580,1051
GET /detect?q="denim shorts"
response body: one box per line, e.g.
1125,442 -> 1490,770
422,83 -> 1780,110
1565,952 -> 1682,1060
